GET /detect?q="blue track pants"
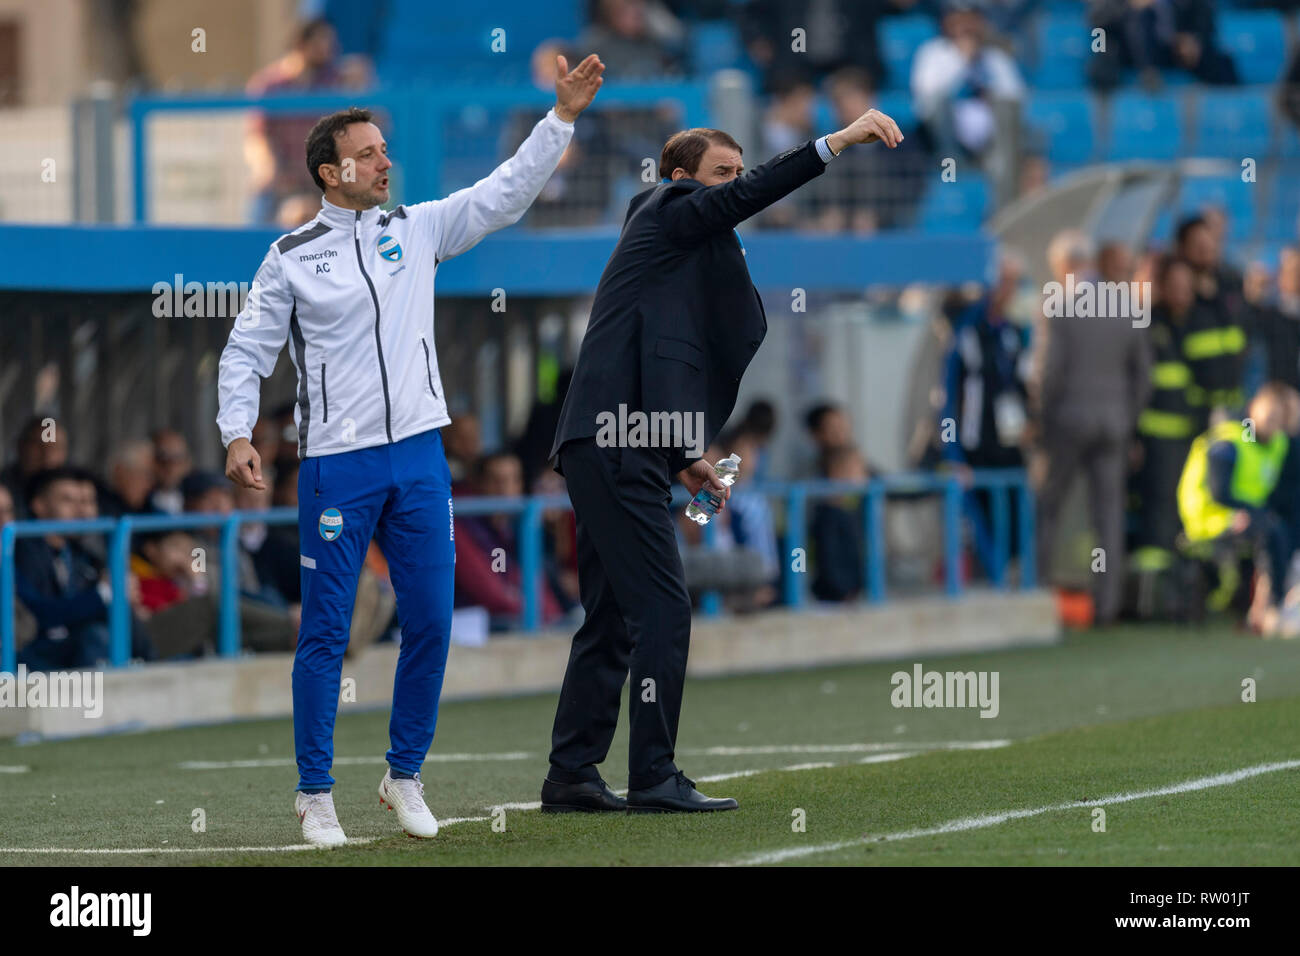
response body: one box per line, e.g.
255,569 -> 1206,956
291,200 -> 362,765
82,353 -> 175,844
292,428 -> 455,790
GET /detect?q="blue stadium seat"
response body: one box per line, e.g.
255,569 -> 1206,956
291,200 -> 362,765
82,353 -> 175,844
1178,176 -> 1257,242
873,90 -> 917,132
1022,91 -> 1097,165
1032,12 -> 1089,90
690,21 -> 744,73
879,15 -> 937,90
1104,91 -> 1183,160
916,175 -> 989,232
1219,11 -> 1287,85
1188,87 -> 1274,159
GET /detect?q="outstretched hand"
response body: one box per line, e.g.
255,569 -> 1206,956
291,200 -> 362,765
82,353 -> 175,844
555,53 -> 605,123
828,108 -> 904,153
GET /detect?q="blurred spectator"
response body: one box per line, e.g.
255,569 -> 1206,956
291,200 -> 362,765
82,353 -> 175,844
912,0 -> 1025,164
1178,383 -> 1299,635
1087,0 -> 1238,91
719,427 -> 780,603
757,69 -> 817,228
820,67 -> 928,233
102,439 -> 160,517
149,428 -> 192,515
1251,246 -> 1300,391
453,452 -> 569,630
276,193 -> 324,230
1176,214 -> 1248,419
740,0 -> 918,92
577,0 -> 685,79
442,413 -> 482,492
132,529 -> 200,614
514,368 -> 575,489
800,400 -> 854,477
244,18 -> 372,223
735,398 -> 778,481
1,414 -> 67,519
15,467 -> 151,669
1029,229 -> 1151,625
938,251 -> 1029,576
1131,255 -> 1202,574
810,444 -> 872,602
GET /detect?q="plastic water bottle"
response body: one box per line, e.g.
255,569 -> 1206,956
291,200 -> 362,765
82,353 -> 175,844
684,453 -> 741,525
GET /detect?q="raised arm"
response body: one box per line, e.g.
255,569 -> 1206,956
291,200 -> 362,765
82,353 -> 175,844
426,53 -> 604,262
662,108 -> 903,240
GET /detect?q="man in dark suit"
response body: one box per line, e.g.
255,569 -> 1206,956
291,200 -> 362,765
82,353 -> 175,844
542,108 -> 903,813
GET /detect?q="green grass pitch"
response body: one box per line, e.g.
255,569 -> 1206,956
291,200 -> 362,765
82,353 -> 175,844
1,623 -> 1298,866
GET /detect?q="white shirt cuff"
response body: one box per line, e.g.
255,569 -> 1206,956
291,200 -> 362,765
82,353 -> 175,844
547,108 -> 575,130
815,136 -> 837,164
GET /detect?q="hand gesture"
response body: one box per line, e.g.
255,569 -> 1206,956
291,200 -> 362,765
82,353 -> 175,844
555,53 -> 605,123
225,437 -> 266,491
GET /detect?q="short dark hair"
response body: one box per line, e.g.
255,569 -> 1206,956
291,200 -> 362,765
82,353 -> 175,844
659,128 -> 742,180
1175,214 -> 1208,247
804,402 -> 842,435
305,106 -> 374,192
297,17 -> 334,48
25,466 -> 93,505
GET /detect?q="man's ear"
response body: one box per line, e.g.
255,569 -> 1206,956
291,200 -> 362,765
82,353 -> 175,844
670,168 -> 688,181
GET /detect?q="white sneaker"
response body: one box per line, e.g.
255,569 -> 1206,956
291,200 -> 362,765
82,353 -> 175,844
378,770 -> 439,838
295,791 -> 348,848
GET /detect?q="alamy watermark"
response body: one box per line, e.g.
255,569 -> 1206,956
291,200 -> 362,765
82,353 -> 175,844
595,404 -> 706,458
0,666 -> 104,719
890,664 -> 999,718
1043,273 -> 1151,329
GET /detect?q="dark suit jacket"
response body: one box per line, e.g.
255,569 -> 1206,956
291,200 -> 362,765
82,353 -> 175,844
550,139 -> 828,475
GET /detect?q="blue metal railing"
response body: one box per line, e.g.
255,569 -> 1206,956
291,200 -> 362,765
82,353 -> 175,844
128,82 -> 711,224
0,469 -> 1034,672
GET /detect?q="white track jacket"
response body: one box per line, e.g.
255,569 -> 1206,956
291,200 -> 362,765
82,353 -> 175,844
217,108 -> 575,458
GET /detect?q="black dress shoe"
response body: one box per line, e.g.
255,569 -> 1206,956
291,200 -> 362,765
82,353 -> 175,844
626,771 -> 738,813
540,776 -> 628,813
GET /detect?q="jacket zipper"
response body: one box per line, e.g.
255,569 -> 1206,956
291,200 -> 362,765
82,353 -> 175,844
421,337 -> 440,401
355,212 -> 394,443
320,362 -> 328,424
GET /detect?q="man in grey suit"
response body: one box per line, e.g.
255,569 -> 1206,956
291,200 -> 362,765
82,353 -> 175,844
1029,230 -> 1152,624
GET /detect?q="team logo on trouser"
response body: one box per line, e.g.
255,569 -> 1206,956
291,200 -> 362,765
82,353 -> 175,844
319,507 -> 343,541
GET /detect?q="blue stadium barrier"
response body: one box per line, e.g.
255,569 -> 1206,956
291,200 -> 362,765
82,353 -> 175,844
0,469 -> 1035,672
0,225 -> 995,293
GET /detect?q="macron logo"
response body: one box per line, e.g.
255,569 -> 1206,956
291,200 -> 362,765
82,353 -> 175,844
50,885 -> 151,936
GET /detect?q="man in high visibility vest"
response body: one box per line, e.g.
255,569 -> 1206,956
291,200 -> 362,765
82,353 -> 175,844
1177,382 -> 1300,636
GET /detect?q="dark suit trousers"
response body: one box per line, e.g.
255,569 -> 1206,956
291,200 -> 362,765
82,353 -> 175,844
548,438 -> 692,791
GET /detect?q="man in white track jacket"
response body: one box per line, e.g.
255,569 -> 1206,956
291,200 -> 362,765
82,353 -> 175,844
217,54 -> 605,847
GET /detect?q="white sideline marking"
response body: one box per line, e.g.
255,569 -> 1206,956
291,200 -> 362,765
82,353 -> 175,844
2,742 -> 1008,856
0,765 -> 30,774
179,752 -> 533,770
723,758 -> 1300,866
682,740 -> 1010,756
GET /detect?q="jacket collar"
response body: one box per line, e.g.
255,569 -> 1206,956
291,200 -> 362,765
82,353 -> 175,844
318,195 -> 384,230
